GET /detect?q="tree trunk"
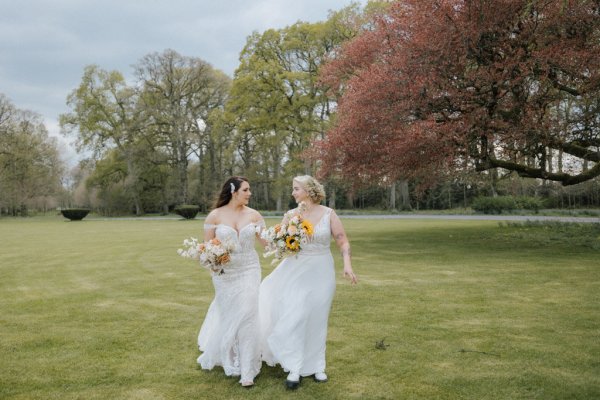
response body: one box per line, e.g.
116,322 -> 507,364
263,182 -> 270,210
329,187 -> 336,209
399,180 -> 411,210
389,182 -> 396,210
346,189 -> 355,209
558,149 -> 563,173
490,169 -> 498,197
125,156 -> 142,216
273,152 -> 281,211
177,152 -> 188,204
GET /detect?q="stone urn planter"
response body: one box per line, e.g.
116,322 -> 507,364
60,208 -> 91,221
174,205 -> 200,220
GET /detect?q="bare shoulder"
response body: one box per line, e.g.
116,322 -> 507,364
323,206 -> 336,216
245,207 -> 263,221
311,204 -> 329,213
204,209 -> 220,224
328,207 -> 342,222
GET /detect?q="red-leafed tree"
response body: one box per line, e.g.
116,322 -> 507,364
315,0 -> 600,187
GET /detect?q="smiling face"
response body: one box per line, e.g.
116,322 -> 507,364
234,181 -> 251,205
291,180 -> 309,204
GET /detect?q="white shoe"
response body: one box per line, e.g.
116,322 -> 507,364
287,372 -> 300,382
285,372 -> 301,390
314,372 -> 328,382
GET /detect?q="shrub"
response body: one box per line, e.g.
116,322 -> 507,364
174,205 -> 200,220
60,208 -> 91,221
471,196 -> 516,214
472,196 -> 545,214
514,196 -> 544,212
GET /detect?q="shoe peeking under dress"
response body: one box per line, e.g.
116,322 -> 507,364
314,372 -> 328,382
285,372 -> 301,390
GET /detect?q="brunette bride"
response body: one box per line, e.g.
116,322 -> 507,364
197,176 -> 266,387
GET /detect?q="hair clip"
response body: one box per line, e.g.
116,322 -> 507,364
230,182 -> 235,194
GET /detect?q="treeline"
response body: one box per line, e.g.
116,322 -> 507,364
0,94 -> 65,216
57,4 -> 373,215
1,2 -> 599,216
312,173 -> 600,212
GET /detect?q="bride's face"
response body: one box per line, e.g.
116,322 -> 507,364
292,180 -> 309,203
234,181 -> 251,205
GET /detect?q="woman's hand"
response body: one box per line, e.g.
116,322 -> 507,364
343,265 -> 358,284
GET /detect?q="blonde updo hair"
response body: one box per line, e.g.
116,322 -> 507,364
294,175 -> 326,203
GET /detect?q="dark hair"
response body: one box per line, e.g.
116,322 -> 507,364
214,176 -> 249,208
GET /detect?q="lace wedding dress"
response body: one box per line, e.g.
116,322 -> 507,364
197,222 -> 263,383
259,208 -> 336,376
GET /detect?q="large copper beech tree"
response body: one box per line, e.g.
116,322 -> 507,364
316,0 -> 600,186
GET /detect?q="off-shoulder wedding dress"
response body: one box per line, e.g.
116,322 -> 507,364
197,221 -> 263,384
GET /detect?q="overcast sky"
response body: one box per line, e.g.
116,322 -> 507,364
0,0 -> 365,165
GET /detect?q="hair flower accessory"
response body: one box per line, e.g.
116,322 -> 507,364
230,182 -> 235,194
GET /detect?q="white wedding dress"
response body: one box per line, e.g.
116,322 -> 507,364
259,207 -> 336,376
197,222 -> 263,383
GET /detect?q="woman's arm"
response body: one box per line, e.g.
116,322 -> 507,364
203,211 -> 218,241
330,210 -> 358,284
253,211 -> 269,248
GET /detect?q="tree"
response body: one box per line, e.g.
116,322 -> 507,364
226,4 -> 365,209
317,0 -> 600,187
60,65 -> 146,214
135,49 -> 231,205
192,108 -> 236,210
61,52 -> 230,213
0,95 -> 64,215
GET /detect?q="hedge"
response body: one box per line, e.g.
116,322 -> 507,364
174,205 -> 200,220
472,196 -> 544,214
60,208 -> 91,221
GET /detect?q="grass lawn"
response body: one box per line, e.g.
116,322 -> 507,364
0,216 -> 598,399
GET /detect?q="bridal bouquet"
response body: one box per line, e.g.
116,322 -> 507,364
177,237 -> 235,275
261,203 -> 314,264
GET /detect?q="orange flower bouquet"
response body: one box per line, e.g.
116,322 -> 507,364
178,237 -> 235,274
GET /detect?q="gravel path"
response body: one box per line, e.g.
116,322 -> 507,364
86,214 -> 599,223
338,214 -> 600,223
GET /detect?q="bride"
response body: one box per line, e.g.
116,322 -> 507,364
196,176 -> 265,387
259,175 -> 358,390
